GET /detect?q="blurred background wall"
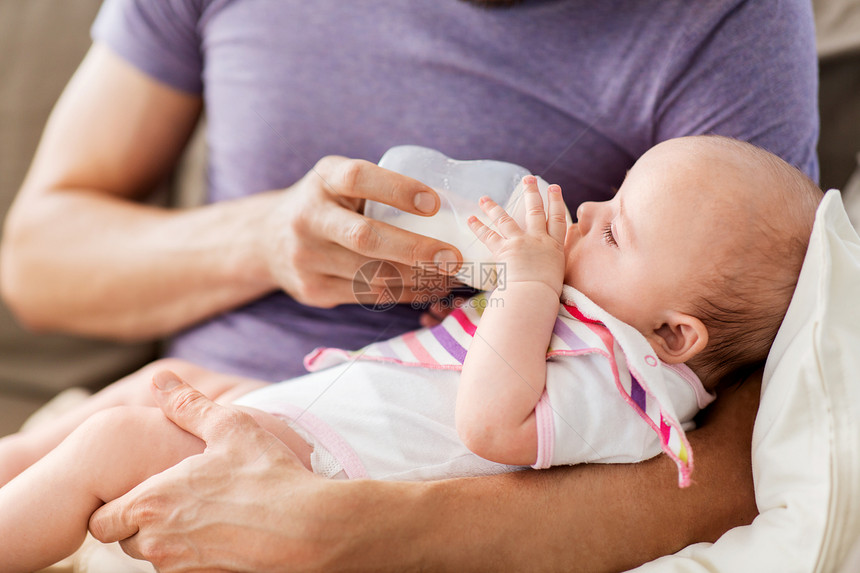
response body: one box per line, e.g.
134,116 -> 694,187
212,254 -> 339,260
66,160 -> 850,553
814,0 -> 860,191
0,0 -> 159,433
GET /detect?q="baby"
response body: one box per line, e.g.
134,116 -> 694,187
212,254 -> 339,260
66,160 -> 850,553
0,135 -> 822,571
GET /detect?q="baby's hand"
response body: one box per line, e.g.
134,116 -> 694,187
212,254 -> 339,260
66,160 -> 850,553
467,176 -> 567,296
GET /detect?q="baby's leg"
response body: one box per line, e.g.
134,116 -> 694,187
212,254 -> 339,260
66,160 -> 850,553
0,404 -> 309,573
0,358 -> 266,485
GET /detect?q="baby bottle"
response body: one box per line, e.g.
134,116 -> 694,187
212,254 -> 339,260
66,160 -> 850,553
364,145 -> 562,290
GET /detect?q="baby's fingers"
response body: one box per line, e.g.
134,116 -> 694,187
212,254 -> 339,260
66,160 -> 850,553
546,184 -> 568,244
521,176 -> 549,234
478,196 -> 522,237
467,215 -> 505,252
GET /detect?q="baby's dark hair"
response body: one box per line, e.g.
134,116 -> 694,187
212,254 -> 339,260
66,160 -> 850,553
684,137 -> 823,385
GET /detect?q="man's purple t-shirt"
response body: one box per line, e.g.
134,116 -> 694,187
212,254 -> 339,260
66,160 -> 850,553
91,0 -> 819,381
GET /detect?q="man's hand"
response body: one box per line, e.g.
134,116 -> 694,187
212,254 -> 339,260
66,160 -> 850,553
262,156 -> 462,308
88,373 -> 332,572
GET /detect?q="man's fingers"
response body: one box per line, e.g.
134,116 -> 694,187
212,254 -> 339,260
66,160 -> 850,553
322,208 -> 461,272
150,370 -> 249,444
304,156 -> 463,274
88,482 -> 143,544
320,157 -> 440,216
301,246 -> 435,287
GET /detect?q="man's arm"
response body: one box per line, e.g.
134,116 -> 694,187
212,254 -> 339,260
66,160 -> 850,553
0,44 -> 460,340
90,370 -> 759,572
416,377 -> 760,572
0,42 -> 271,339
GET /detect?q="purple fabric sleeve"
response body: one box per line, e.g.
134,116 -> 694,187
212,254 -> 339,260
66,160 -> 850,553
91,0 -> 204,94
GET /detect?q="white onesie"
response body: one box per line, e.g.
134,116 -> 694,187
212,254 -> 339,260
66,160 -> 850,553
233,286 -> 713,486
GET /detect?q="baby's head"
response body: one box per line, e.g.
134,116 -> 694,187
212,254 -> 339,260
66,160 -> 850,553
564,135 -> 823,387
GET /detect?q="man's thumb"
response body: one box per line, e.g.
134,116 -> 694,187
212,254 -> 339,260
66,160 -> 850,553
150,369 -> 221,441
152,369 -> 183,392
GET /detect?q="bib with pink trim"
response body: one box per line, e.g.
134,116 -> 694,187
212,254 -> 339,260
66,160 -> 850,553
304,286 -> 698,487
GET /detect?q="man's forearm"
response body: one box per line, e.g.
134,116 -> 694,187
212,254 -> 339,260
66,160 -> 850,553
0,189 -> 279,340
324,374 -> 760,572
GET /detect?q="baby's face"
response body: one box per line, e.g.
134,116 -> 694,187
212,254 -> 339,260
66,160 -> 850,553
563,140 -> 733,334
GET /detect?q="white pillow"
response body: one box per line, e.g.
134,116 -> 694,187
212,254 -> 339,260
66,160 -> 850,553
629,189 -> 860,572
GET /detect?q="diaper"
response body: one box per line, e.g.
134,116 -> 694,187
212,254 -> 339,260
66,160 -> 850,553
286,419 -> 347,480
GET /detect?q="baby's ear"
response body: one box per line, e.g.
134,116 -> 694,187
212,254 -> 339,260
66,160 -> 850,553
645,312 -> 708,364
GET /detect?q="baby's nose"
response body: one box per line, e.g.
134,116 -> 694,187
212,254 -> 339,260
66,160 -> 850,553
575,202 -> 595,233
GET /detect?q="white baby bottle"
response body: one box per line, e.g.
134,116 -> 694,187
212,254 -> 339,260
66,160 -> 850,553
364,146 -> 565,290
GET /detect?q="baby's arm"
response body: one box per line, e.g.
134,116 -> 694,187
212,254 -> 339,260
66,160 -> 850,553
456,178 -> 568,466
